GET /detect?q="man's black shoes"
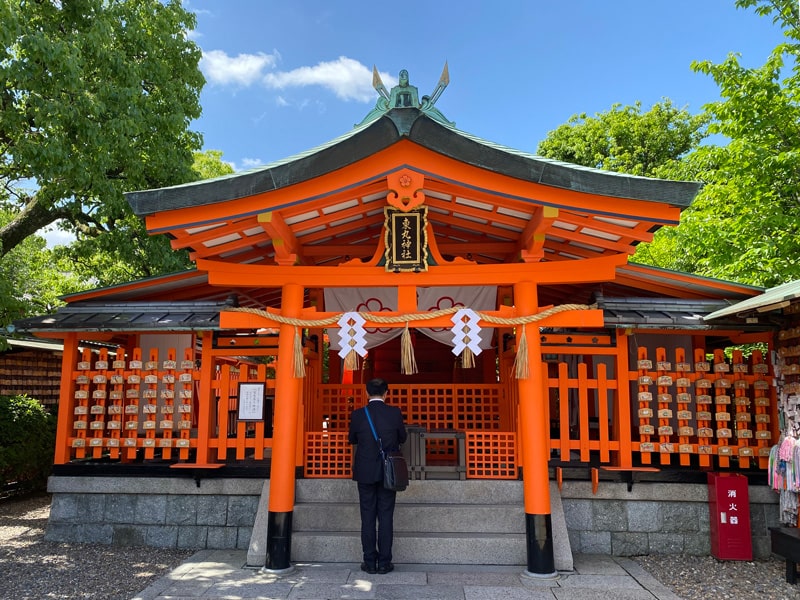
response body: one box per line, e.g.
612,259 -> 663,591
360,561 -> 393,574
360,562 -> 377,574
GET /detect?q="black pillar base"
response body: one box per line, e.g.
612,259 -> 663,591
265,510 -> 293,571
525,512 -> 556,576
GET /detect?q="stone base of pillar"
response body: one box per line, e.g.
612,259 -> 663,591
266,510 -> 293,570
525,512 -> 556,576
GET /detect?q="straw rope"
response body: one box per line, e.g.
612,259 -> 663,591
292,327 -> 306,378
400,323 -> 418,375
343,348 -> 359,371
461,346 -> 475,369
513,326 -> 529,379
227,303 -> 595,380
228,303 -> 594,327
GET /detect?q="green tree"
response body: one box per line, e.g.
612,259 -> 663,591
0,394 -> 57,492
537,1 -> 800,288
0,149 -> 234,352
536,100 -> 710,274
639,0 -> 800,287
0,0 -> 204,260
536,100 -> 709,177
193,150 -> 236,180
53,149 -> 236,286
0,227 -> 83,327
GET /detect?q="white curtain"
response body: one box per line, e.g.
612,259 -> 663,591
324,287 -> 402,351
417,286 -> 496,350
324,286 -> 497,351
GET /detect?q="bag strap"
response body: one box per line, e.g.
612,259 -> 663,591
363,405 -> 385,456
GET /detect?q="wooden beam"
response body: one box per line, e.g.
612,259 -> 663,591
437,242 -> 516,256
258,211 -> 303,265
220,307 -> 605,330
301,244 -> 376,258
170,219 -> 252,250
520,206 -> 559,262
547,225 -> 637,255
555,211 -> 655,244
190,234 -> 271,262
198,253 -> 626,288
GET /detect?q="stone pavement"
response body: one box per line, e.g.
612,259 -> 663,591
133,550 -> 683,600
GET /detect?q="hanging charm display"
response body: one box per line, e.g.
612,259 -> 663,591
451,308 -> 482,368
337,312 -> 367,370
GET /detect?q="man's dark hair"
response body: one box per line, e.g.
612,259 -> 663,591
366,378 -> 389,397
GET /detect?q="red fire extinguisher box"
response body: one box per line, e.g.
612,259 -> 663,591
707,472 -> 752,560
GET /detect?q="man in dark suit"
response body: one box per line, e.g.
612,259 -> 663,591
349,378 -> 407,574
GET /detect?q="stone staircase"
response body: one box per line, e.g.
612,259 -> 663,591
248,479 -> 572,570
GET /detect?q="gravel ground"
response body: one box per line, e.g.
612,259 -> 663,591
1,493 -> 798,599
633,554 -> 797,600
0,493 -> 194,600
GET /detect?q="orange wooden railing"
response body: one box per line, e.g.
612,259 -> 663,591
56,346 -> 275,464
304,383 -> 519,478
55,343 -> 778,476
211,363 -> 275,461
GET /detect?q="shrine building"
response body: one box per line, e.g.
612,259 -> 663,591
15,67 -> 780,574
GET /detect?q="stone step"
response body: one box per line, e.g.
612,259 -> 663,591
293,502 -> 524,534
248,479 -> 572,571
292,530 -> 527,565
295,478 -> 525,504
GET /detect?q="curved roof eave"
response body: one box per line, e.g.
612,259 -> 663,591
126,108 -> 702,217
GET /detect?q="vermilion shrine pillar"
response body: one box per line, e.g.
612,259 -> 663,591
265,282 -> 304,572
514,280 -> 556,577
54,332 -> 79,464
195,331 -> 216,465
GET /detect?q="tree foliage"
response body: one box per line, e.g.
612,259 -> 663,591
0,216 -> 83,327
52,149 -> 236,287
0,0 -> 204,259
536,100 -> 709,177
0,149 -> 234,353
637,0 -> 800,287
0,394 -> 56,492
538,1 -> 800,288
193,150 -> 236,180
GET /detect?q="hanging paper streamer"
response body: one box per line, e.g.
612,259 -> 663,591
451,308 -> 482,368
337,312 -> 367,370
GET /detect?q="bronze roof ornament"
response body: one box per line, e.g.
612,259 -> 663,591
358,63 -> 454,127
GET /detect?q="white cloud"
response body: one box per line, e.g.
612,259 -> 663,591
200,51 -> 396,104
201,49 -> 280,87
241,158 -> 263,169
263,57 -> 394,103
40,221 -> 76,249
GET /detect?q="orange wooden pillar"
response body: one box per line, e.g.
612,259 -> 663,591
515,281 -> 556,577
54,332 -> 80,465
195,331 -> 216,465
265,282 -> 304,571
613,330 -> 634,468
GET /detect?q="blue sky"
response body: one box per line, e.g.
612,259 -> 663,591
186,0 -> 785,172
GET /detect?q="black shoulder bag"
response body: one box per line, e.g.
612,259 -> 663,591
364,405 -> 409,491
